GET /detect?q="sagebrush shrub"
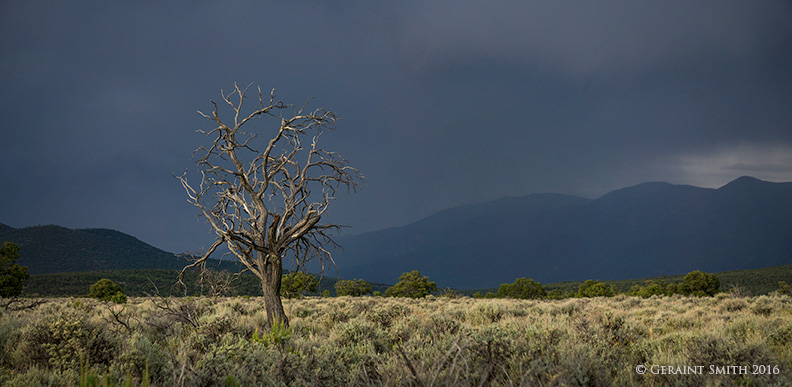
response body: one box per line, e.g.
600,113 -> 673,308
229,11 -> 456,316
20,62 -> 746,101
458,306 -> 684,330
751,296 -> 775,316
719,298 -> 749,312
365,302 -> 409,328
1,295 -> 791,385
466,302 -> 504,325
14,312 -> 117,370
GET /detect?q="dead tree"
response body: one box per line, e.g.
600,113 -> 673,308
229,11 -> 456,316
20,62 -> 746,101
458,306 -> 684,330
177,84 -> 362,327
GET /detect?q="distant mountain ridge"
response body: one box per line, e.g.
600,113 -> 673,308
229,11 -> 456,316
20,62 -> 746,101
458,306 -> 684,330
3,176 -> 791,289
0,224 -> 239,274
334,176 -> 792,288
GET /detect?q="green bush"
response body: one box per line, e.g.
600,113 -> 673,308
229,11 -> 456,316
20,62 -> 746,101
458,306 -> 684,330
629,280 -> 671,298
88,278 -> 127,304
335,279 -> 372,297
576,280 -> 615,297
777,281 -> 791,296
546,289 -> 566,299
0,239 -> 29,299
384,271 -> 437,298
497,277 -> 546,299
679,270 -> 720,297
251,321 -> 292,347
280,272 -> 319,299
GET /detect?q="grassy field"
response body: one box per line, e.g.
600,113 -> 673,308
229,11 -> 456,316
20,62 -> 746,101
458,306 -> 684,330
1,294 -> 791,386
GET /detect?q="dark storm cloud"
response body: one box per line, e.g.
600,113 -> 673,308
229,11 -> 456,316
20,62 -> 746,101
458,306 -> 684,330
401,2 -> 789,77
726,163 -> 792,173
1,1 -> 791,254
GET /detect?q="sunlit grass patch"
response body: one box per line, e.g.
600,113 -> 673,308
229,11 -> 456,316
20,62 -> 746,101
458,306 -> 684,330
1,294 -> 791,386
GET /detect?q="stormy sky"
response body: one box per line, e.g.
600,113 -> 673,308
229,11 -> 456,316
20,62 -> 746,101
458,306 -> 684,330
2,1 -> 791,255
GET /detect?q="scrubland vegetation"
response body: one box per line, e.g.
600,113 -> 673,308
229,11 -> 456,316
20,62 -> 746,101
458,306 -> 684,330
5,232 -> 792,385
1,293 -> 791,386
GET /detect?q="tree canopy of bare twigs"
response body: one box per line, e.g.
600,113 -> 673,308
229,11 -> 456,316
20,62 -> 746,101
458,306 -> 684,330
177,84 -> 362,326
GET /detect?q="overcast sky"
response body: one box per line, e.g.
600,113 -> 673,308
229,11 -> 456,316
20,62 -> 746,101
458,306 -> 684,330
2,1 -> 791,255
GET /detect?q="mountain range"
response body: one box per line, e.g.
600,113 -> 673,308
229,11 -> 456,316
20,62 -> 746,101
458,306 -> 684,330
2,176 -> 791,289
0,224 -> 240,274
333,176 -> 792,288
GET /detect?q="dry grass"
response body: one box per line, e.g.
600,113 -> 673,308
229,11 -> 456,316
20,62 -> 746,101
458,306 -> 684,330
1,294 -> 791,386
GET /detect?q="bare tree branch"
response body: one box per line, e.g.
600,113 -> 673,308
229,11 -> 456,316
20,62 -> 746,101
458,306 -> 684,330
1,297 -> 45,311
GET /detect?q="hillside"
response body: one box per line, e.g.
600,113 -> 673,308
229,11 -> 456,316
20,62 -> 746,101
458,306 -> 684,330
335,176 -> 792,289
0,224 -> 240,274
0,223 -> 387,296
4,176 -> 791,291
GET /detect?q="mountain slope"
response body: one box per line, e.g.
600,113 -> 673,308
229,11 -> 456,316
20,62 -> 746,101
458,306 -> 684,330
334,177 -> 792,289
4,176 -> 791,289
0,224 -> 238,274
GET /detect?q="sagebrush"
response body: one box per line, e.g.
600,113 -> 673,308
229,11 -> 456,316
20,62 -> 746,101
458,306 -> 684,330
1,294 -> 791,386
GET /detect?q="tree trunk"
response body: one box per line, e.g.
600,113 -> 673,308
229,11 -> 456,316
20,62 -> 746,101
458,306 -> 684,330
261,253 -> 289,327
262,280 -> 288,328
